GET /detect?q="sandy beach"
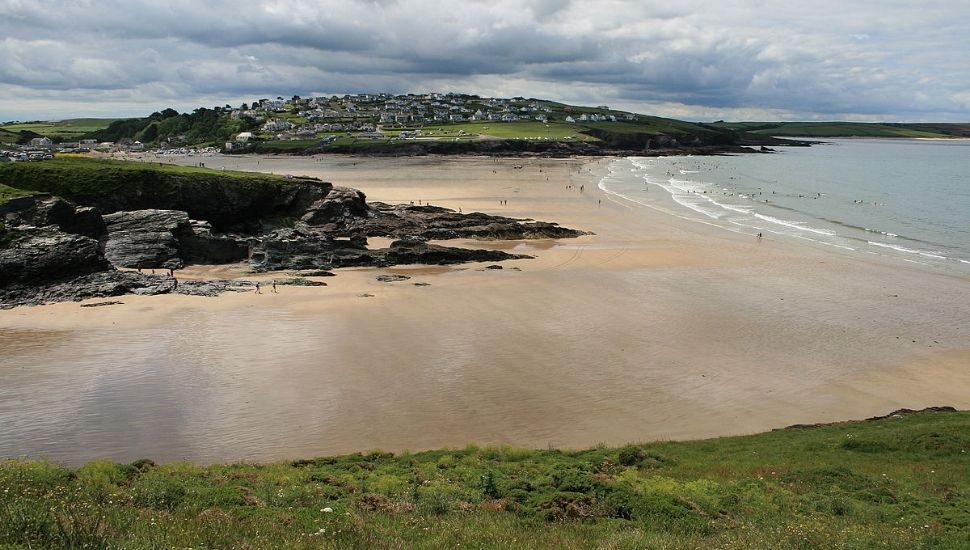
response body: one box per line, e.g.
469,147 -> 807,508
1,154 -> 968,465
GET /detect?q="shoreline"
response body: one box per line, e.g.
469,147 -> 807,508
1,154 -> 968,465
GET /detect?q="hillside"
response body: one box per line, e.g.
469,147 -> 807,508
712,121 -> 970,139
3,94 -> 789,154
1,408 -> 966,549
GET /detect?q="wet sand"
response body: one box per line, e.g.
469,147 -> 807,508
1,155 -> 968,465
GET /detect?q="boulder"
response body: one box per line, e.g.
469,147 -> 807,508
300,186 -> 369,229
179,220 -> 251,264
0,226 -> 110,288
103,209 -> 190,269
249,228 -> 369,272
0,194 -> 106,238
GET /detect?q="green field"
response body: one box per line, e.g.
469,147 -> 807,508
0,118 -> 119,140
1,409 -> 966,549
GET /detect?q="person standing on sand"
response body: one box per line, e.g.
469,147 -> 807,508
255,282 -> 261,294
272,281 -> 278,293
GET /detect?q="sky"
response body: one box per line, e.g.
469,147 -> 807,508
2,0 -> 969,122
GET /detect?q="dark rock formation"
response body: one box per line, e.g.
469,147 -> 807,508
0,194 -> 105,238
300,186 -> 369,229
179,220 -> 251,264
275,277 -> 327,287
359,203 -> 586,240
103,209 -> 191,269
376,274 -> 410,282
249,228 -> 370,272
1,271 -> 174,309
1,168 -> 582,308
377,238 -> 529,266
0,226 -> 109,288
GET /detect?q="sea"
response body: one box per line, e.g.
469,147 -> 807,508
598,139 -> 970,274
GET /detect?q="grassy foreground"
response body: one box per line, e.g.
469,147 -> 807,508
1,410 -> 967,549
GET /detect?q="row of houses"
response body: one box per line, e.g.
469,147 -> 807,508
232,92 -> 630,129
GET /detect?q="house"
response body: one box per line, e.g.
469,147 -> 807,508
235,132 -> 254,143
262,119 -> 292,132
565,116 -> 576,123
28,137 -> 53,149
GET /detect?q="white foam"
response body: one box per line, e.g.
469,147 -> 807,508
867,241 -> 948,260
753,214 -> 836,236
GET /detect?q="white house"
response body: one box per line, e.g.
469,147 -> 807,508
28,137 -> 53,149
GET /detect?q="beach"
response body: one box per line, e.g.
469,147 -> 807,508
1,154 -> 968,465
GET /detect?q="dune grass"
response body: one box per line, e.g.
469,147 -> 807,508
1,409 -> 967,549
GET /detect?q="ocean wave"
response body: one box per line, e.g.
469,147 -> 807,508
866,241 -> 948,260
753,214 -> 836,236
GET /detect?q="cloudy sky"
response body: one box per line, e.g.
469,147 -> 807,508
2,0 -> 968,122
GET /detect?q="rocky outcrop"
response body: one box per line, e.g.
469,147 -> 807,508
1,165 -> 585,308
377,237 -> 528,266
179,220 -> 251,264
0,194 -> 105,238
103,209 -> 191,269
1,270 -> 171,308
249,228 -> 370,272
0,226 -> 109,288
358,203 -> 586,240
300,186 -> 369,229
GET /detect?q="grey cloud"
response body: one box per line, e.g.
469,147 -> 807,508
1,0 -> 969,121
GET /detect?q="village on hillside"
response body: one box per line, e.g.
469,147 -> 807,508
0,92 -> 640,159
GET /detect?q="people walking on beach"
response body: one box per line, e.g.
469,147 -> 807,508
255,282 -> 261,294
168,268 -> 174,277
757,232 -> 763,240
272,280 -> 278,293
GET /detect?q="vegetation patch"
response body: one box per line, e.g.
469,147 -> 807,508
1,409 -> 967,548
0,183 -> 34,204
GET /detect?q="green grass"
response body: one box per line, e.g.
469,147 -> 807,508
0,182 -> 34,204
0,156 -> 290,199
1,410 -> 967,549
0,118 -> 119,139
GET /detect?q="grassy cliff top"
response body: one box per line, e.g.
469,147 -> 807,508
0,156 -> 293,200
712,121 -> 970,139
0,157 -> 328,229
1,409 -> 967,549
